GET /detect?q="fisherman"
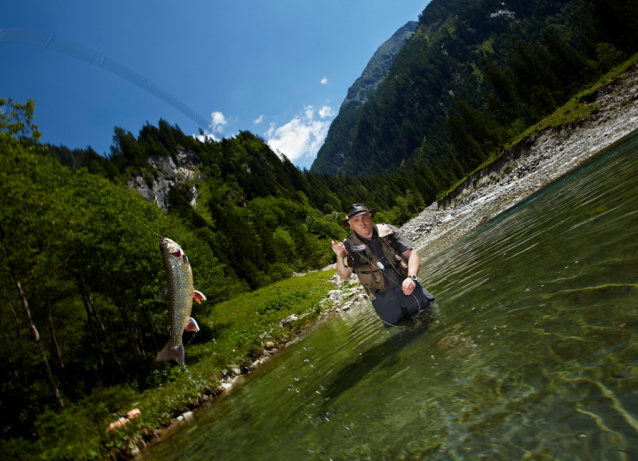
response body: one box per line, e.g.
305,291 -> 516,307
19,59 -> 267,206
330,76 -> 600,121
331,203 -> 435,328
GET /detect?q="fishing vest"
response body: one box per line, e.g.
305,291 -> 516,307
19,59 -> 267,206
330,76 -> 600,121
344,224 -> 409,291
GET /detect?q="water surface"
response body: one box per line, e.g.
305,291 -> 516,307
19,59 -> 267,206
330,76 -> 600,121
144,132 -> 638,460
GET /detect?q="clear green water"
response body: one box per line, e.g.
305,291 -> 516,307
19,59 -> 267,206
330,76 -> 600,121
143,133 -> 638,460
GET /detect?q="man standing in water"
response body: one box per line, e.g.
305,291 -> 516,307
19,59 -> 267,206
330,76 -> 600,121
332,203 -> 435,328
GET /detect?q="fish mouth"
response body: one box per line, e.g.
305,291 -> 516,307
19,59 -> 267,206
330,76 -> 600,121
161,237 -> 182,256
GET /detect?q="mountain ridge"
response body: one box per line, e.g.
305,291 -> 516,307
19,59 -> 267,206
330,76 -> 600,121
343,21 -> 418,107
309,21 -> 417,175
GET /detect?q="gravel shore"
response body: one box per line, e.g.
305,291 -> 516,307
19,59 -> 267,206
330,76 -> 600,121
401,65 -> 638,258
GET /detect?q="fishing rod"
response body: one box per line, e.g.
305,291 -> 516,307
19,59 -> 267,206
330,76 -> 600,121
0,28 -> 211,130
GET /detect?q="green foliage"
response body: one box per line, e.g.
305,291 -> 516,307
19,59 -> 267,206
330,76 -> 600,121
588,0 -> 638,55
0,98 -> 41,143
257,291 -> 310,315
0,108 -> 339,457
596,42 -> 625,72
310,100 -> 363,175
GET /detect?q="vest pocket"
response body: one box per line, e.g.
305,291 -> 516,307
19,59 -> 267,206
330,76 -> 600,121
356,268 -> 386,290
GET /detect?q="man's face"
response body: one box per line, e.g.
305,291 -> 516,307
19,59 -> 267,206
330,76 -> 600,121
349,213 -> 373,239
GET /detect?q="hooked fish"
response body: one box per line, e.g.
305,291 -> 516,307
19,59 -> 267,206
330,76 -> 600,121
156,237 -> 206,365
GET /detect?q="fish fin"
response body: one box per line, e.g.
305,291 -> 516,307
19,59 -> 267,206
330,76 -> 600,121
184,317 -> 200,332
193,290 -> 206,303
155,343 -> 185,365
159,286 -> 168,301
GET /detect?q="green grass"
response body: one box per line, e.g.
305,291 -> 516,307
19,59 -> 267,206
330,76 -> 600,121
437,53 -> 638,204
6,270 -> 337,460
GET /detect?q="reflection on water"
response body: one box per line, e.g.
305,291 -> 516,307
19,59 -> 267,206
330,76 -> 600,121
143,132 -> 638,460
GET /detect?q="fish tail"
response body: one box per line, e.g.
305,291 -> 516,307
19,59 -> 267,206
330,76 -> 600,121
155,342 -> 185,365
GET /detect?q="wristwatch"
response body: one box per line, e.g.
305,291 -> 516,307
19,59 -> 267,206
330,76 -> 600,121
408,274 -> 418,281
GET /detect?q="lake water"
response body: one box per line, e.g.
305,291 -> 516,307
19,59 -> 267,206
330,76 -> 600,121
142,132 -> 638,460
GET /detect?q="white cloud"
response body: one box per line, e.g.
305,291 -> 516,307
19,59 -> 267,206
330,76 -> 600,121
321,77 -> 328,85
253,115 -> 264,124
319,105 -> 335,118
264,105 -> 331,162
210,111 -> 227,134
194,132 -> 217,142
192,110 -> 228,142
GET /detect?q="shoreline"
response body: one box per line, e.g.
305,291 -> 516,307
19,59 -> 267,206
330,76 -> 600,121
129,274 -> 365,458
401,64 -> 638,259
129,65 -> 638,460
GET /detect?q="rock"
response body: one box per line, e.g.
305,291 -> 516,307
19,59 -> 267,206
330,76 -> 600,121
265,341 -> 276,349
280,314 -> 298,327
329,273 -> 344,287
127,148 -> 204,210
183,411 -> 194,421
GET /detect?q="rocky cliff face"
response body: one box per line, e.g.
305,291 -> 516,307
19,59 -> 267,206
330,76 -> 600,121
127,148 -> 204,210
310,21 -> 418,175
342,21 -> 418,107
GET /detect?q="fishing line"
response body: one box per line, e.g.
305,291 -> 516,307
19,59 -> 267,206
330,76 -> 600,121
129,213 -> 163,240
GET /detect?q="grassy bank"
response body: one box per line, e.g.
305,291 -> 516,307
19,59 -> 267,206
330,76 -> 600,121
437,53 -> 638,203
1,270 -> 337,460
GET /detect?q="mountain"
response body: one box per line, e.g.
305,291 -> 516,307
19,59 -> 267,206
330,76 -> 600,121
343,21 -> 418,107
310,21 -> 417,175
310,0 -> 592,176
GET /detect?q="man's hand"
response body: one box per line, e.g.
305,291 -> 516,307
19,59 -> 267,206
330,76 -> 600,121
402,277 -> 416,296
332,240 -> 352,281
331,240 -> 347,257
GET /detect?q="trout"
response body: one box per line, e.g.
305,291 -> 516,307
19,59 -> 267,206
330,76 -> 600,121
156,237 -> 206,364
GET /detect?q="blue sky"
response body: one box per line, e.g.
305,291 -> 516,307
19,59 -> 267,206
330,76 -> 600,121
1,0 -> 428,169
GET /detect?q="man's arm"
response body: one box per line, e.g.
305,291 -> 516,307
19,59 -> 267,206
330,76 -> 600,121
331,240 -> 353,280
401,248 -> 420,296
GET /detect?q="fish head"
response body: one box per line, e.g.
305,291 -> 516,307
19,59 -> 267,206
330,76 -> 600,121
160,237 -> 183,258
